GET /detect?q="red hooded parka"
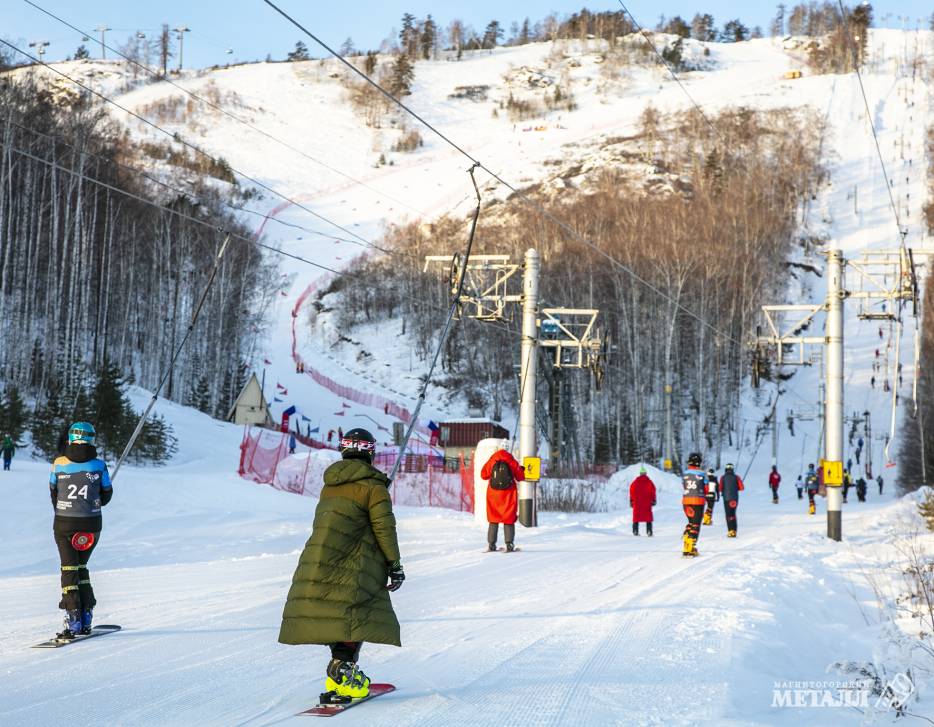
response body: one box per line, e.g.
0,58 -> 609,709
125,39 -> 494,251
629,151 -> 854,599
480,449 -> 525,525
629,473 -> 657,523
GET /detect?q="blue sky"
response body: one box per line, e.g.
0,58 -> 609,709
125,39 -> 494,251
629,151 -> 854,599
5,1 -> 933,69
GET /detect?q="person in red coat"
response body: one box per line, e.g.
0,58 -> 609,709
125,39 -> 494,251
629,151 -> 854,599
768,465 -> 781,504
480,449 -> 524,552
629,466 -> 656,536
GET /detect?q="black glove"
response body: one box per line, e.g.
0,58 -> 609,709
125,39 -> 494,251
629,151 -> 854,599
386,560 -> 405,592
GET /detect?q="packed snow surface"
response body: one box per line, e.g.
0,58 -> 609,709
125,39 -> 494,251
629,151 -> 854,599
0,401 -> 914,725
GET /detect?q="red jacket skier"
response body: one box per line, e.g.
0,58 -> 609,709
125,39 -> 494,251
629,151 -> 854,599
629,466 -> 656,536
480,450 -> 524,552
768,466 -> 781,504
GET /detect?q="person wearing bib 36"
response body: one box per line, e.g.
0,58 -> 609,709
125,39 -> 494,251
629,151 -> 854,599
681,453 -> 708,557
278,428 -> 403,702
50,422 -> 112,639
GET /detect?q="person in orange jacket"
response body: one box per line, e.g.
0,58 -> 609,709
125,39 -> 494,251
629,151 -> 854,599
629,466 -> 656,536
480,449 -> 524,552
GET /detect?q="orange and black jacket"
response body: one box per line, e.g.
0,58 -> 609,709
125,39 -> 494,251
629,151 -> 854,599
681,467 -> 708,505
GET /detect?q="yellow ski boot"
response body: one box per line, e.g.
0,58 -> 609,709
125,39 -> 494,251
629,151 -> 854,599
682,535 -> 699,557
702,511 -> 712,526
808,502 -> 816,515
325,660 -> 370,699
727,530 -> 737,538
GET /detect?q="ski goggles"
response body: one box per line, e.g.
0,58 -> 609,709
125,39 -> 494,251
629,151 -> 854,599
339,437 -> 376,453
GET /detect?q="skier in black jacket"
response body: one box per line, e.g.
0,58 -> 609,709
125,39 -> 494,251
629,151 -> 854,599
50,422 -> 113,638
702,468 -> 718,526
718,464 -> 744,537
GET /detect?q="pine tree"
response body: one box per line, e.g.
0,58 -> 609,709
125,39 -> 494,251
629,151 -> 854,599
189,374 -> 212,414
0,387 -> 27,444
364,50 -> 378,76
31,381 -> 68,458
482,20 -> 504,50
519,18 -> 531,45
721,19 -> 749,43
339,37 -> 355,57
92,358 -> 132,459
399,13 -> 418,59
135,414 -> 178,465
287,41 -> 310,62
389,53 -> 415,96
73,44 -> 90,60
420,15 -> 437,60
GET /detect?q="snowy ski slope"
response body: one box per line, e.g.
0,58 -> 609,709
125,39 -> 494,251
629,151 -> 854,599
2,28 -> 934,725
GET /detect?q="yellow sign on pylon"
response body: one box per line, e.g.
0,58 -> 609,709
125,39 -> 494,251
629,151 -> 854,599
523,457 -> 541,481
663,458 -> 672,471
821,459 -> 843,487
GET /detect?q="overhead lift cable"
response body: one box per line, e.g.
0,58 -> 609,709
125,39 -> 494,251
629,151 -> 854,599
0,38 -> 385,255
22,0 -> 431,222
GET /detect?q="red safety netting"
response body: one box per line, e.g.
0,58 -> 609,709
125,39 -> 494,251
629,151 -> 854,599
238,427 -> 474,512
290,282 -> 430,436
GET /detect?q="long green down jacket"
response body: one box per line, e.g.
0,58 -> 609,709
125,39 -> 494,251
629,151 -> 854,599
278,458 -> 402,647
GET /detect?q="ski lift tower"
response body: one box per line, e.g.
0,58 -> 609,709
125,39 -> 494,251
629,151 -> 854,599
425,250 -> 607,526
755,243 -> 932,541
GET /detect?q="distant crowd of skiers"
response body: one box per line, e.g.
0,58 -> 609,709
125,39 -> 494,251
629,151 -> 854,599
621,455 -> 885,557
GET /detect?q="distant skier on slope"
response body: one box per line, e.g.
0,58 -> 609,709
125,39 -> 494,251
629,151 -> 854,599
718,463 -> 744,537
480,449 -> 524,552
629,465 -> 656,536
805,464 -> 820,515
856,476 -> 867,502
842,469 -> 852,504
768,465 -> 781,504
877,474 -> 884,495
49,422 -> 113,639
1,434 -> 14,470
795,474 -> 804,500
278,428 -> 404,701
702,468 -> 718,526
681,453 -> 708,556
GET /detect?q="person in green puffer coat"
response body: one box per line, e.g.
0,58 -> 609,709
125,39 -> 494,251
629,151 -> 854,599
278,428 -> 405,701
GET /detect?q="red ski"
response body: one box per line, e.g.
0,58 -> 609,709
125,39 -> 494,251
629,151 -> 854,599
299,684 -> 395,717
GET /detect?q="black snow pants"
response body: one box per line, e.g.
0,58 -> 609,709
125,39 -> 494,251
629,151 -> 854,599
54,530 -> 99,611
633,521 -> 653,535
329,641 -> 362,663
682,503 -> 704,542
724,499 -> 738,533
704,494 -> 716,521
488,523 -> 515,548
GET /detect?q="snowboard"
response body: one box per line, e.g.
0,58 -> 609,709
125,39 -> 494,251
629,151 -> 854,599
299,683 -> 395,717
33,624 -> 121,648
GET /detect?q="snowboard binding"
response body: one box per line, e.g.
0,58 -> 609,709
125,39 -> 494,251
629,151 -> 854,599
318,691 -> 353,706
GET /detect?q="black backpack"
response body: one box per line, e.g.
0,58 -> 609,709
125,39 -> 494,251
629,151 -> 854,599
489,460 -> 515,490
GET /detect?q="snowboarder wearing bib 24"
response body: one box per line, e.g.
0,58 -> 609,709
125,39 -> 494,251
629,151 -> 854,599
481,449 -> 524,551
718,463 -> 744,537
50,422 -> 113,638
681,453 -> 708,557
278,428 -> 404,702
702,468 -> 718,526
